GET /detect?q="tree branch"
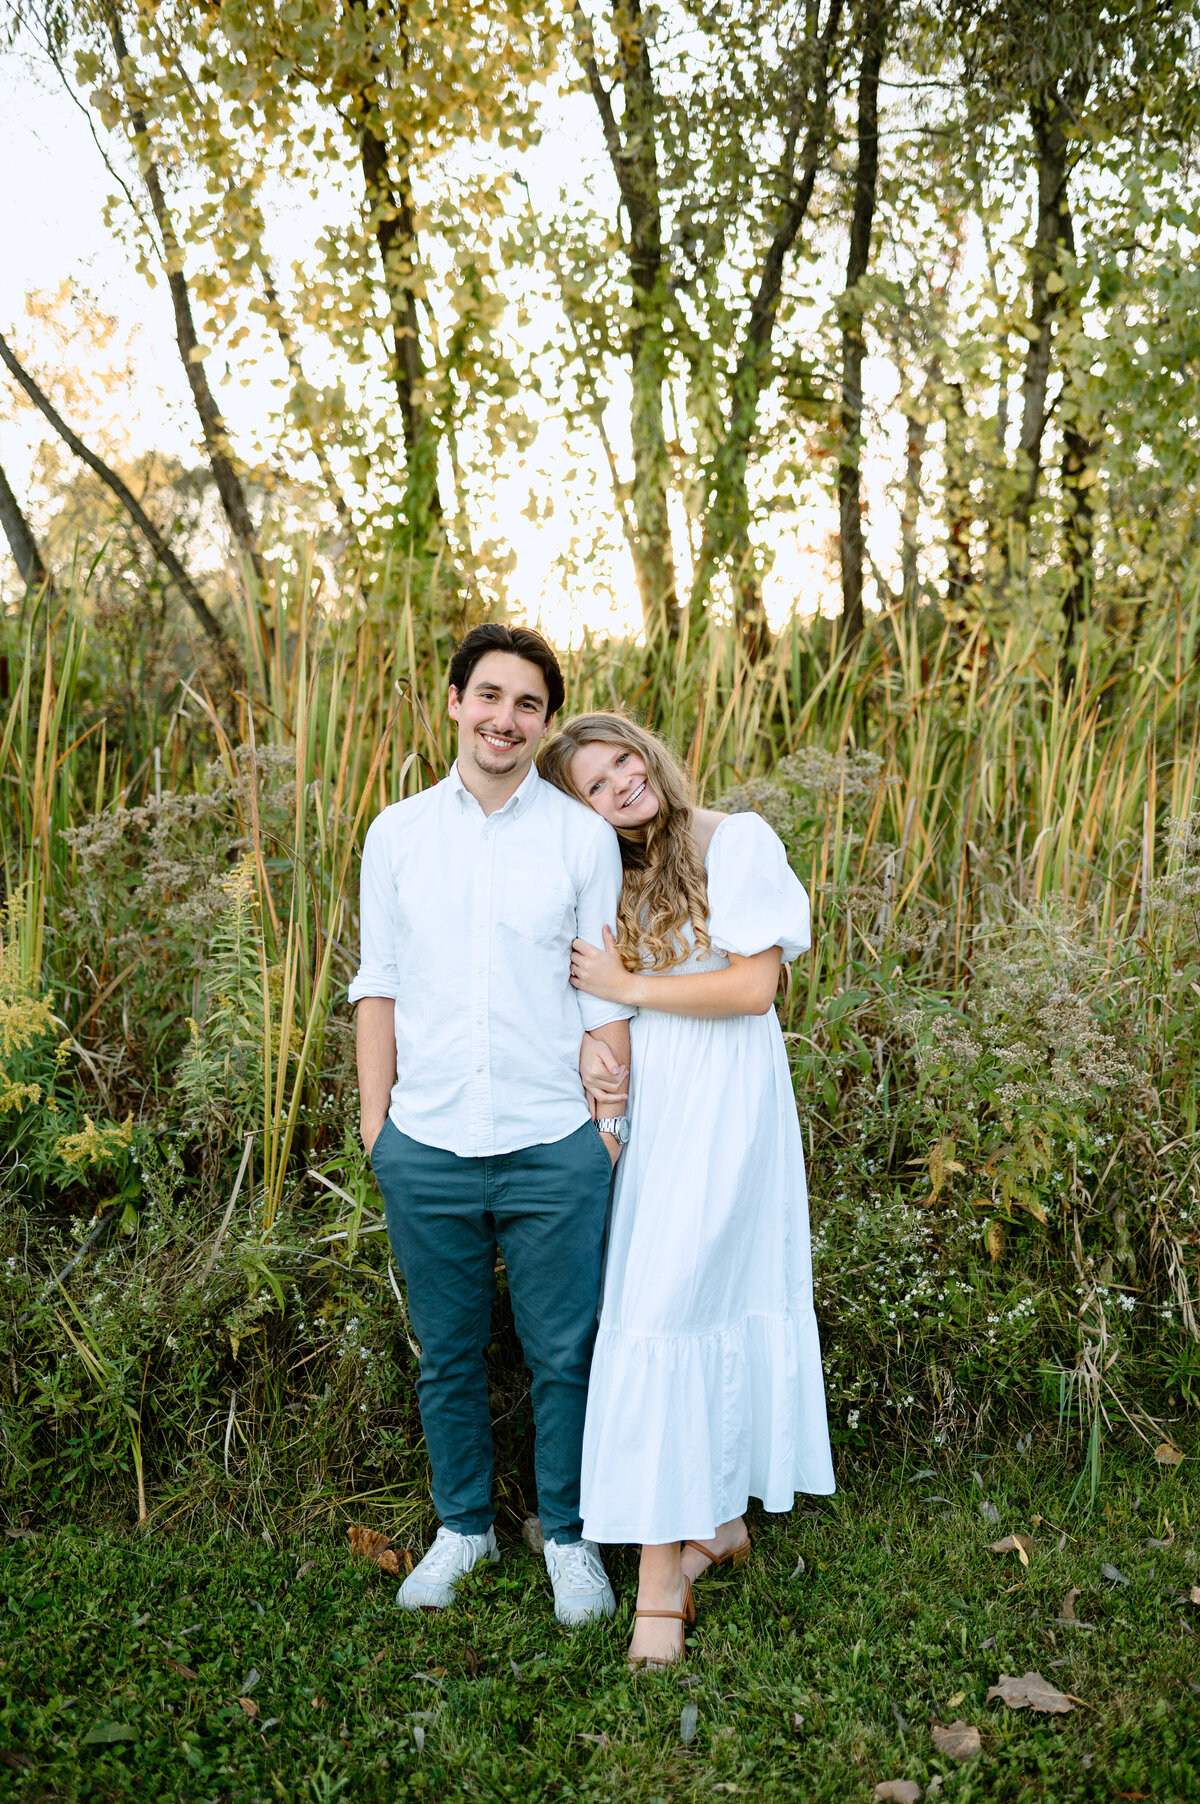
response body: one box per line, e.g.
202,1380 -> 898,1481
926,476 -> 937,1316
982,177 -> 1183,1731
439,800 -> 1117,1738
0,330 -> 239,680
103,3 -> 265,582
688,0 -> 845,646
0,457 -> 54,598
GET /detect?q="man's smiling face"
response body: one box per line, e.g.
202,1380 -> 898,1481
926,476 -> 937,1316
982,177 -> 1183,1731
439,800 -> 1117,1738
448,650 -> 551,784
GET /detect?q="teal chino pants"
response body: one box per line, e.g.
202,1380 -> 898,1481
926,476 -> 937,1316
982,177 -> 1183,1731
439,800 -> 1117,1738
370,1118 -> 614,1544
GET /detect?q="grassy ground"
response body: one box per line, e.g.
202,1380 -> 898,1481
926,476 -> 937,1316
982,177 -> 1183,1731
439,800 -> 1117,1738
1,1450 -> 1197,1802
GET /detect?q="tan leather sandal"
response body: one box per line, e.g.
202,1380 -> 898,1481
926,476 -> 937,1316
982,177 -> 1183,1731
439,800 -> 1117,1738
684,1535 -> 752,1576
627,1575 -> 696,1669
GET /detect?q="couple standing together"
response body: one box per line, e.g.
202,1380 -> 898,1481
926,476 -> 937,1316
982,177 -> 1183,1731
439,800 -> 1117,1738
351,623 -> 833,1666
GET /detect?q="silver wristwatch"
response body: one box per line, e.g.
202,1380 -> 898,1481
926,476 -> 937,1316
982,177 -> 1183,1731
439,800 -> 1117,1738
597,1115 -> 630,1144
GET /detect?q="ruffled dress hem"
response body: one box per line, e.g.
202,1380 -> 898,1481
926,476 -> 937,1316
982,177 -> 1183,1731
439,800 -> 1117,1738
579,1306 -> 835,1545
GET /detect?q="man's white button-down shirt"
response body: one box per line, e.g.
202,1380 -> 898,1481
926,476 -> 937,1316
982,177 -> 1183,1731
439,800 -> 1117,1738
349,760 -> 633,1157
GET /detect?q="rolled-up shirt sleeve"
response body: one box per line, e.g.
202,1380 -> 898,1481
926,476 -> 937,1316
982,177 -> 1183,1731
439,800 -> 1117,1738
348,813 -> 402,1004
574,821 -> 636,1031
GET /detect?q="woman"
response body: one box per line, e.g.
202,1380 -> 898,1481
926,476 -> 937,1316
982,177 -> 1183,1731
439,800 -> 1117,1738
538,713 -> 834,1667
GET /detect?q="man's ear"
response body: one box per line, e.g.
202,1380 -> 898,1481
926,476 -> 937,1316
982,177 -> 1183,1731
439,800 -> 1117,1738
447,685 -> 462,721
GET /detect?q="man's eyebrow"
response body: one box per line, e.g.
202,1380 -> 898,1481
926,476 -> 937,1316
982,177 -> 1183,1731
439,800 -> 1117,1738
469,680 -> 545,706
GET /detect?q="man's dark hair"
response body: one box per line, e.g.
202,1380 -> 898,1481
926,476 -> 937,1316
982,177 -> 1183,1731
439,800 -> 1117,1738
447,623 -> 565,719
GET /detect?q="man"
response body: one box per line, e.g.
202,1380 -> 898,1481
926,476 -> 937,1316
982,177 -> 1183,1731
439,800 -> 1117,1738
350,623 -> 633,1624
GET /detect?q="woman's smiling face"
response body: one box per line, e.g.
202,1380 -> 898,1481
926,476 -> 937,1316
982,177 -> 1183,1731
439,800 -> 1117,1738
570,741 -> 661,828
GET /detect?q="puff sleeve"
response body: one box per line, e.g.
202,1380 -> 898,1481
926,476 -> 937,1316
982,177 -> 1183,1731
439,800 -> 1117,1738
706,811 -> 811,962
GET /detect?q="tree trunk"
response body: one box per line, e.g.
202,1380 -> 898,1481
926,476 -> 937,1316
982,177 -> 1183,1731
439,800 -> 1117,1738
575,3 -> 679,642
837,0 -> 885,646
941,377 -> 973,607
0,459 -> 54,599
1009,87 -> 1077,546
349,1 -> 442,538
0,332 -> 240,681
899,388 -> 929,605
105,7 -> 264,583
690,0 -> 843,657
1061,420 -> 1099,647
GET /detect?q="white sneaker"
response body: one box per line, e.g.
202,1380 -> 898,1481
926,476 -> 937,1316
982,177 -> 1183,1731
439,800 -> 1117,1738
397,1525 -> 499,1610
543,1537 -> 616,1626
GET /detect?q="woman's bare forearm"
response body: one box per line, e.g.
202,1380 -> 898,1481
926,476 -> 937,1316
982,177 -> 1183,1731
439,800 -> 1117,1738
356,995 -> 397,1149
628,948 -> 782,1019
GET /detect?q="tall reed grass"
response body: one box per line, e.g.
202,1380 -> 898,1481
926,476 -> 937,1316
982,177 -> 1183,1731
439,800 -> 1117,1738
3,566 -> 1199,1529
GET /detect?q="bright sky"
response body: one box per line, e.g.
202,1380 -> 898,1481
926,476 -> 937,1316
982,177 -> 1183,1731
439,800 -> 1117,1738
0,30 -> 912,642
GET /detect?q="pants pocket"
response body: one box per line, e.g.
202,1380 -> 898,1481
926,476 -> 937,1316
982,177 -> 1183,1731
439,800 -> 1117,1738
369,1118 -> 395,1167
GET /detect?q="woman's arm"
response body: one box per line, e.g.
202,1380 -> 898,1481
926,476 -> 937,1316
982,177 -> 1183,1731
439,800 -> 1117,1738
571,927 -> 782,1020
580,1031 -> 628,1113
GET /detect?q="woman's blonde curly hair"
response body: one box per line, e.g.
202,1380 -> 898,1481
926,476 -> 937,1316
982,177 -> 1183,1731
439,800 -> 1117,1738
539,711 -> 710,972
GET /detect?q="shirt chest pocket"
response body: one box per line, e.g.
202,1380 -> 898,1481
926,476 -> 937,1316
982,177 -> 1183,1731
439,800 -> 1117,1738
496,868 -> 574,944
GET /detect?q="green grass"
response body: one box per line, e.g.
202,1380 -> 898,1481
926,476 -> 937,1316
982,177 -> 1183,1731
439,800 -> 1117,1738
2,1453 -> 1197,1801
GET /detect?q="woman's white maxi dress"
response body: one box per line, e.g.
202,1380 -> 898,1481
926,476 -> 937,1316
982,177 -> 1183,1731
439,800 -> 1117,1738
580,810 -> 835,1545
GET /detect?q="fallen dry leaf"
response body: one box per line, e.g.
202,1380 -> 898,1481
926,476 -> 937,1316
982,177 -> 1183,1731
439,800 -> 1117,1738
1189,1586 -> 1200,1606
1101,1562 -> 1130,1587
679,1702 -> 698,1744
522,1515 -> 546,1553
1154,1443 -> 1184,1466
162,1656 -> 198,1681
347,1524 -> 401,1576
1060,1587 -> 1079,1621
987,1671 -> 1073,1714
988,1533 -> 1032,1567
311,1693 -> 326,1711
931,1720 -> 981,1762
578,1731 -> 611,1748
873,1782 -> 921,1803
236,1696 -> 258,1720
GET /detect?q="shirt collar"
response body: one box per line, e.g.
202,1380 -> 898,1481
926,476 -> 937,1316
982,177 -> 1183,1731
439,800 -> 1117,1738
449,758 -> 541,819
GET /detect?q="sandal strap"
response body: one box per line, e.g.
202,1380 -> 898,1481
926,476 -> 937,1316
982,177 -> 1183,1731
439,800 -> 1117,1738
685,1537 -> 751,1568
634,1607 -> 687,1620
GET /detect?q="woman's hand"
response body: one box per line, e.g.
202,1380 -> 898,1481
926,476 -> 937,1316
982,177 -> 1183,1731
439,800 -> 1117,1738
570,926 -> 637,1006
580,1030 -> 628,1116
